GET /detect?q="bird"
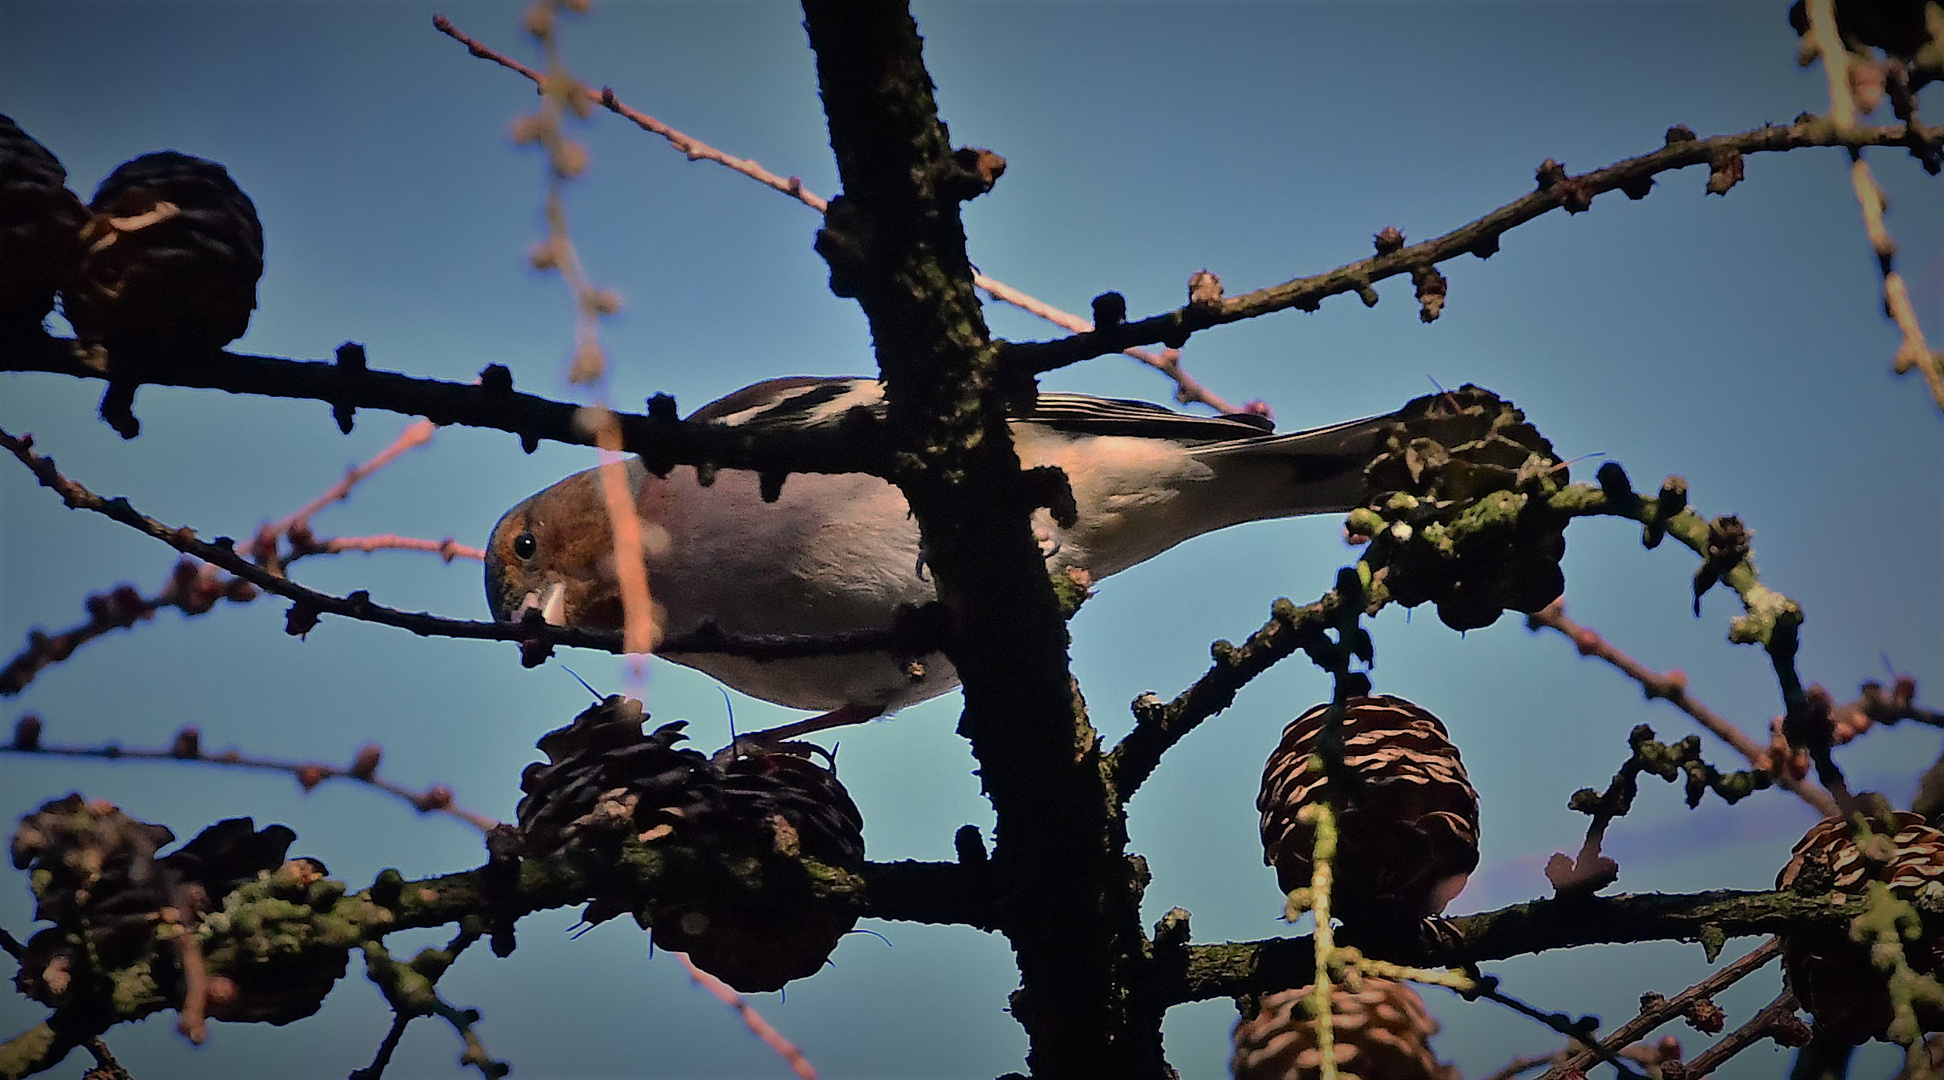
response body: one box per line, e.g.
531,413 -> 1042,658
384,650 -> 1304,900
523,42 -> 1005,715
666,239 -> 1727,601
485,376 -> 1397,737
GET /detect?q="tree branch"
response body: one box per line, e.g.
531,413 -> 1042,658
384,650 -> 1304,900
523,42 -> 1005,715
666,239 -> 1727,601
2,718 -> 499,833
1677,989 -> 1804,1076
1001,116 -> 1944,374
0,334 -> 890,478
1529,602 -> 1840,817
1106,592 -> 1335,805
1173,891 -> 1893,1004
1535,936 -> 1781,1080
430,13 -> 1256,416
797,1 -> 1145,1074
0,426 -> 943,664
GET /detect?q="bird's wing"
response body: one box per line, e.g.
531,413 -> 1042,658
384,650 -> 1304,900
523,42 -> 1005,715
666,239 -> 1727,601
686,376 -> 884,431
1025,392 -> 1278,443
686,376 -> 1381,451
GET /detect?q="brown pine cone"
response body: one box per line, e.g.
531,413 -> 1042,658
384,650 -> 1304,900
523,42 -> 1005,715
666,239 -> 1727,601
515,695 -> 718,856
1259,696 -> 1480,924
1777,810 -> 1944,1044
517,700 -> 866,993
0,114 -> 86,336
65,150 -> 263,356
651,741 -> 865,993
1353,386 -> 1569,632
1232,977 -> 1459,1080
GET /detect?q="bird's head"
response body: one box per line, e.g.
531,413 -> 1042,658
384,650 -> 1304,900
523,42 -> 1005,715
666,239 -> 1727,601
484,467 -> 629,631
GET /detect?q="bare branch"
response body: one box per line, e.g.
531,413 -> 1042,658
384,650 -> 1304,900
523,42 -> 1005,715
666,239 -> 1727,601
4,715 -> 500,833
0,335 -> 892,478
1536,937 -> 1781,1080
1106,590 -> 1337,805
1676,988 -> 1805,1076
0,425 -> 938,663
1,560 -> 257,697
430,12 -> 1255,415
676,955 -> 818,1080
1001,116 -> 1944,374
1527,602 -> 1839,817
1176,905 -> 1793,1005
1803,0 -> 1944,410
268,419 -> 438,542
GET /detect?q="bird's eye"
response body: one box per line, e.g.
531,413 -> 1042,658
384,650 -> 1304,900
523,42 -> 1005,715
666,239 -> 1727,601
512,532 -> 538,560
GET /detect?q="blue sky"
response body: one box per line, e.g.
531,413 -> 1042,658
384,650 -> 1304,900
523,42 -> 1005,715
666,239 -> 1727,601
2,2 -> 1940,1077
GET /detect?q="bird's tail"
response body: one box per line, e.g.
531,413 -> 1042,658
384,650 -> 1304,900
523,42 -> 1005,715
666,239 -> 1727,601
1188,411 -> 1398,519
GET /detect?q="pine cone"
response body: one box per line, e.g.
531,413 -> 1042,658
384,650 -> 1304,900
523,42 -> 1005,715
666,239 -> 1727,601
0,114 -> 87,336
1777,810 -> 1944,1044
1259,696 -> 1480,923
1354,386 -> 1569,632
517,701 -> 867,993
65,150 -> 263,356
515,695 -> 718,856
651,741 -> 865,993
1232,977 -> 1459,1080
9,796 -> 338,1025
196,854 -> 351,1026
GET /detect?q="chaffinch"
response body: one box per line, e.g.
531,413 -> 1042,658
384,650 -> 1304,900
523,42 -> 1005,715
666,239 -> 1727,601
486,376 -> 1395,728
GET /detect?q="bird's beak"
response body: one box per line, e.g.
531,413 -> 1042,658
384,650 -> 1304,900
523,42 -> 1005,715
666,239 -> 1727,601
516,580 -> 568,626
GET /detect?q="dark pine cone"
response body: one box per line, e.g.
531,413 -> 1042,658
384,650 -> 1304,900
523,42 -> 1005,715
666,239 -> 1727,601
1776,810 -> 1944,1044
516,699 -> 867,993
515,695 -> 718,855
64,150 -> 263,356
1259,696 -> 1480,925
1354,385 -> 1569,632
651,741 -> 866,993
10,795 -> 336,1025
0,114 -> 87,336
1232,977 -> 1460,1080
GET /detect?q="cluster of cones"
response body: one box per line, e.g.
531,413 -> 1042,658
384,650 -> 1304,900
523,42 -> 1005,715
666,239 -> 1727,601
1246,692 -> 1944,1077
515,695 -> 866,994
2,114 -> 264,435
9,795 -> 349,1030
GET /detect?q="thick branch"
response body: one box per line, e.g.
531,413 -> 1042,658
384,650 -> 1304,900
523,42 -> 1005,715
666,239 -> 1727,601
1002,116 -> 1944,373
799,1 -> 1141,1075
0,334 -> 889,477
1173,889 -> 1921,1004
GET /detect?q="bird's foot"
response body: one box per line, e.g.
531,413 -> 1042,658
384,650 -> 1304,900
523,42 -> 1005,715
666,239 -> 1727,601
717,703 -> 885,760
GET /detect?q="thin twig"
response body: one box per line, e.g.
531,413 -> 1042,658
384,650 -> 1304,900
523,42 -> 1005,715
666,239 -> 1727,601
1804,0 -> 1944,410
0,425 -> 935,663
1475,984 -> 1639,1079
347,1013 -> 416,1080
1529,601 -> 1839,818
4,536 -> 478,701
1,560 -> 257,696
997,114 -> 1944,375
1481,1053 -> 1563,1080
80,1037 -> 132,1080
429,998 -> 509,1080
5,721 -> 501,833
267,419 -> 438,544
429,12 -> 1252,415
677,954 -> 818,1080
1535,937 -> 1782,1080
308,534 -> 483,562
1678,988 -> 1802,1075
